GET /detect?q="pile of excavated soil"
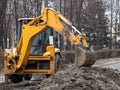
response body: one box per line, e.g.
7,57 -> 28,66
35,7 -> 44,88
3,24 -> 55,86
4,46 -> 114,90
1,65 -> 120,90
38,65 -> 120,90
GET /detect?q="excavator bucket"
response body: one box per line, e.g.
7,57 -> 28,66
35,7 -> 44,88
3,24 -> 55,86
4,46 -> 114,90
75,47 -> 96,67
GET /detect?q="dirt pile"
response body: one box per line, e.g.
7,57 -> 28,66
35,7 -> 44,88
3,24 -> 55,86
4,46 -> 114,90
1,65 -> 120,90
38,65 -> 120,90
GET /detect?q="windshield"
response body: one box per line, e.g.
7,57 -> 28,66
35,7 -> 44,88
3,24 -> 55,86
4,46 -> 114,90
30,28 -> 53,55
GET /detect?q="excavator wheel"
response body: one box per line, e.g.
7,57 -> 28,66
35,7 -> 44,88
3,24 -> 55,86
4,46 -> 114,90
10,74 -> 23,83
75,47 -> 96,67
54,54 -> 61,73
46,74 -> 51,78
24,74 -> 32,80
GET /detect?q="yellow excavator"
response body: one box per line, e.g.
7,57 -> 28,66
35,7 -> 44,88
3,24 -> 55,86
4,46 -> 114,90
4,7 -> 95,83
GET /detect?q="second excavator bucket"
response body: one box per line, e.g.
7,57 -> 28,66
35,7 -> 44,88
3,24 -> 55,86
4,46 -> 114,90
75,47 -> 96,67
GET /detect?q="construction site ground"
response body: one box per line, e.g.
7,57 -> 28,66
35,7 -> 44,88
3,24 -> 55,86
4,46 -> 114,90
1,58 -> 120,90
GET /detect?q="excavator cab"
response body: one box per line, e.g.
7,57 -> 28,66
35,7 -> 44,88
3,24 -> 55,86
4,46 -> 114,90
17,18 -> 59,55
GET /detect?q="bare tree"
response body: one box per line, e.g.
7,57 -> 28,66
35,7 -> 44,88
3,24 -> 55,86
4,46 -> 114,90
3,0 -> 112,50
0,0 -> 7,49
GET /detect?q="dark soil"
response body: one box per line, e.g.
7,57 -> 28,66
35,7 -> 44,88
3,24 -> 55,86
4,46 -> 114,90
1,64 -> 120,90
38,65 -> 120,90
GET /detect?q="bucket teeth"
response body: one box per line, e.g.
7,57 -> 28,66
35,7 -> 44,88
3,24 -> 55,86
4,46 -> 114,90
75,47 -> 96,67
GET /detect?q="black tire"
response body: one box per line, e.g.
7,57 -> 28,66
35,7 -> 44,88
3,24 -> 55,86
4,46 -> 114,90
54,54 -> 61,73
24,74 -> 32,80
46,74 -> 51,78
10,74 -> 23,83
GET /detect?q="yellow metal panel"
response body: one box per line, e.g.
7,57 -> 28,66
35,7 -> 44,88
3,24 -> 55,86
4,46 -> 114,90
55,48 -> 60,53
43,48 -> 60,56
24,70 -> 51,74
43,51 -> 50,56
29,56 -> 50,60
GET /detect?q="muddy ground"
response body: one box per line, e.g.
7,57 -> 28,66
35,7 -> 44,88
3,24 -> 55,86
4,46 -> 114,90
1,49 -> 120,90
1,64 -> 120,90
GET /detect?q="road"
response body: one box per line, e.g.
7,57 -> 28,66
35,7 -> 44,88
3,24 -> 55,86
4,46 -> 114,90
94,57 -> 120,71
